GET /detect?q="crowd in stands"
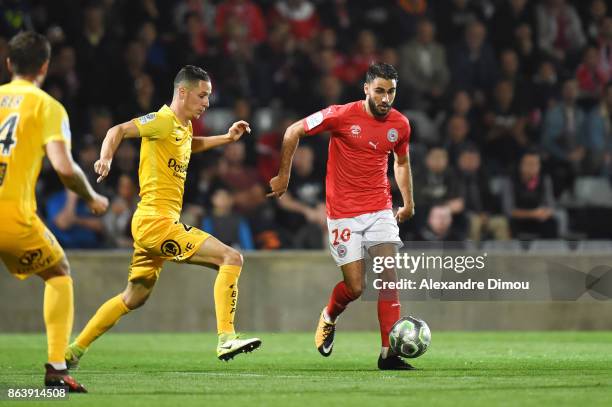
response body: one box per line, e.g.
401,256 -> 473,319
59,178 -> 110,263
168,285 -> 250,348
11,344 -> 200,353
3,0 -> 612,249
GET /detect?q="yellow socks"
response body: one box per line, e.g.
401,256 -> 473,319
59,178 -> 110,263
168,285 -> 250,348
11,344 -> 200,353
214,265 -> 241,334
75,294 -> 130,349
44,276 -> 74,364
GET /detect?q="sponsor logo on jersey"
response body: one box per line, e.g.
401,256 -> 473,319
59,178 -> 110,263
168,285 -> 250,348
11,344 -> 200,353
350,125 -> 361,137
305,111 -> 324,130
387,128 -> 398,142
138,113 -> 156,124
337,244 -> 347,258
168,158 -> 188,175
161,239 -> 182,257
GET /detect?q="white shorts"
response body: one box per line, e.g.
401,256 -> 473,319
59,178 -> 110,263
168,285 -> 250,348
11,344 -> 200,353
327,209 -> 402,267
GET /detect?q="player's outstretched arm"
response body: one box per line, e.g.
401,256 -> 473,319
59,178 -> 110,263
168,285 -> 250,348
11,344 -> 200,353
394,151 -> 415,223
191,120 -> 251,153
46,141 -> 109,215
94,121 -> 140,183
268,120 -> 306,198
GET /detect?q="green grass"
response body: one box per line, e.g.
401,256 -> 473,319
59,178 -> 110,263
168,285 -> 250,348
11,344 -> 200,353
0,332 -> 611,406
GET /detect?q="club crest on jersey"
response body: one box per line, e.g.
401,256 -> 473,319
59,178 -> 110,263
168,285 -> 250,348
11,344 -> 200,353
337,244 -> 347,258
161,239 -> 182,257
387,128 -> 398,142
350,124 -> 361,137
138,113 -> 156,124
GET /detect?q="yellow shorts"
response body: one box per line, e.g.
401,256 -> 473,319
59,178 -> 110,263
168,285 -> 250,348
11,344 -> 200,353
128,215 -> 210,282
0,213 -> 65,280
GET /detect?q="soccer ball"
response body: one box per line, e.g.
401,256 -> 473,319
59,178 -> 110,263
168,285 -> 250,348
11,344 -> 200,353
389,316 -> 431,358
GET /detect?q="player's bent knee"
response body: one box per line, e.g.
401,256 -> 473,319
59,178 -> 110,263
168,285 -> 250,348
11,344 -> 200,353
37,257 -> 71,281
347,283 -> 363,299
122,293 -> 149,310
122,280 -> 154,310
222,247 -> 243,267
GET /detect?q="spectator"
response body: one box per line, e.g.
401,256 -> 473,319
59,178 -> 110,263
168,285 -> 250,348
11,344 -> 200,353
116,73 -> 159,122
444,115 -> 472,166
46,45 -> 80,110
596,17 -> 612,80
137,20 -> 168,75
583,0 -> 607,43
586,82 -> 612,175
276,145 -> 326,248
482,80 -> 529,173
436,0 -> 484,44
74,3 -> 115,106
398,18 -> 449,112
456,144 -> 510,241
490,0 -> 537,52
46,190 -> 106,249
215,0 -> 267,49
441,90 -> 483,143
531,60 -> 561,114
536,0 -> 586,69
202,188 -> 255,250
81,107 -> 113,149
541,79 -> 592,195
513,22 -> 540,78
413,147 -> 466,237
576,45 -> 607,105
338,29 -> 378,85
498,48 -> 531,109
218,141 -> 263,213
502,149 -> 558,238
417,205 -> 462,241
449,20 -> 498,101
104,174 -> 138,248
268,0 -> 320,42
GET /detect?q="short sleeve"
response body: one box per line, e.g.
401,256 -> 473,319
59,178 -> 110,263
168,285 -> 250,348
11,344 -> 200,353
133,112 -> 171,139
302,105 -> 342,135
393,118 -> 411,156
41,99 -> 71,148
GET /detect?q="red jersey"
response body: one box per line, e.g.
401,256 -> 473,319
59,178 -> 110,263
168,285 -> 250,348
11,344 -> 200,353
302,101 -> 411,219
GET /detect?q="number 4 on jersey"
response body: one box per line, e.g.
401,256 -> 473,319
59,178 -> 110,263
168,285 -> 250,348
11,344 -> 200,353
0,114 -> 19,156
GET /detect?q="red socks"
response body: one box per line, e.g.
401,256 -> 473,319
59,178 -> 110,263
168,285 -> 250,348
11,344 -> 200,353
378,288 -> 400,347
326,280 -> 400,347
326,281 -> 358,320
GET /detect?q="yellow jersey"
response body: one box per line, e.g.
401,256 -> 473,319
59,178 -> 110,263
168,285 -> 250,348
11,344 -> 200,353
132,104 -> 192,219
0,79 -> 71,225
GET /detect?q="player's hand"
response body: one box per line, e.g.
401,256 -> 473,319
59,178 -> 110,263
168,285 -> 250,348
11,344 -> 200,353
94,158 -> 112,183
395,203 -> 415,223
267,174 -> 289,198
227,120 -> 251,142
87,193 -> 109,215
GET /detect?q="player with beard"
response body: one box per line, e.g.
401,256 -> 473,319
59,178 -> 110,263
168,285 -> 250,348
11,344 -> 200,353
268,63 -> 416,370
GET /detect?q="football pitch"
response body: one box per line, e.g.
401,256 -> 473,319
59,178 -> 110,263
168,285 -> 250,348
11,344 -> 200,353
1,332 -> 611,406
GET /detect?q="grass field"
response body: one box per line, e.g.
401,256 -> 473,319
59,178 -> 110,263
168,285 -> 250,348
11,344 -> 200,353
1,332 -> 611,406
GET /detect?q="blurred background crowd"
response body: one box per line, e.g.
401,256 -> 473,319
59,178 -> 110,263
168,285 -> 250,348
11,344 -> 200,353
2,0 -> 612,250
